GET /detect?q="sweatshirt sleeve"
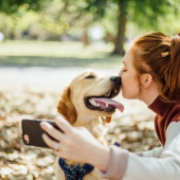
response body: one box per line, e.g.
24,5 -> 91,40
141,146 -> 163,158
100,145 -> 129,180
101,121 -> 180,180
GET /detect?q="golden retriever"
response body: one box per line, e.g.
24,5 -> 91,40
55,69 -> 124,180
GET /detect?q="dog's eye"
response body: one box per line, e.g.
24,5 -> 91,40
85,75 -> 95,79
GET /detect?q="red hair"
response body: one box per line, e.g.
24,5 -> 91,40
132,32 -> 180,102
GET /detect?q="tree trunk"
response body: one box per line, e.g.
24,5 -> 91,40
112,0 -> 128,55
81,27 -> 90,47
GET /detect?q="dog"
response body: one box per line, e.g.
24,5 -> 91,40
55,69 -> 124,180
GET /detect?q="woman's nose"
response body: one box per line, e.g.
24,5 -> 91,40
118,70 -> 123,77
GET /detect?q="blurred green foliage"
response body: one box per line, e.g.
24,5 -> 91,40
127,0 -> 180,33
0,0 -> 45,14
0,0 -> 179,54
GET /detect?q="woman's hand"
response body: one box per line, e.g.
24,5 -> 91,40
40,116 -> 110,171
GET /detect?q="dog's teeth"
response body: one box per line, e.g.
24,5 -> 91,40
89,99 -> 100,106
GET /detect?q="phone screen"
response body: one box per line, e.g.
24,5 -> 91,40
21,119 -> 62,148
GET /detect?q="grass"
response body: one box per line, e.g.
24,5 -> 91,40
0,40 -> 123,68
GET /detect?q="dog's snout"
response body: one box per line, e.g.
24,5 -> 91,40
110,76 -> 121,85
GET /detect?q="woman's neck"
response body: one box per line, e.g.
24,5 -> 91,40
138,83 -> 159,106
143,93 -> 159,106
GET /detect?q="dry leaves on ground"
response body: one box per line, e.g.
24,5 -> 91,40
0,90 -> 160,180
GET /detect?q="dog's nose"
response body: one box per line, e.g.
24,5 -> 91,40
110,76 -> 121,85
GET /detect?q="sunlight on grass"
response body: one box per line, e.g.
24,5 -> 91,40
0,40 -> 114,58
0,41 -> 123,68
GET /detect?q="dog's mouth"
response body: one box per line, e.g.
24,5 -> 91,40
84,88 -> 124,113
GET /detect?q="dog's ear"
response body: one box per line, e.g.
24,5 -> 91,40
101,116 -> 112,123
57,87 -> 77,125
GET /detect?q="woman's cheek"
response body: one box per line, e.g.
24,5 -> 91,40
122,88 -> 132,99
121,90 -> 125,98
121,80 -> 132,99
121,77 -> 126,88
121,81 -> 127,97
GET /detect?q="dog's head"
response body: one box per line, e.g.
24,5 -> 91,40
57,70 -> 124,125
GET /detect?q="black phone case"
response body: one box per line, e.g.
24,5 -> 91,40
21,119 -> 62,148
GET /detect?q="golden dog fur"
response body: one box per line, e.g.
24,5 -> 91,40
55,70 -> 120,180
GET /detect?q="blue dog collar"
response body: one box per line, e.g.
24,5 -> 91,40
59,158 -> 94,180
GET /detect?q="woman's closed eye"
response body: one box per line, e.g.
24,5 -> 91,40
122,69 -> 127,72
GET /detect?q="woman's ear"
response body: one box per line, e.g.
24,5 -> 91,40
140,73 -> 153,88
57,87 -> 77,125
101,116 -> 112,123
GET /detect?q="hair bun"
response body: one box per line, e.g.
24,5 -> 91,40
171,33 -> 180,58
168,32 -> 180,99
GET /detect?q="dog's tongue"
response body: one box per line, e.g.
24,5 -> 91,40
93,97 -> 124,112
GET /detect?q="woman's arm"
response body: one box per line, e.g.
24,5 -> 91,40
136,146 -> 163,158
102,121 -> 180,180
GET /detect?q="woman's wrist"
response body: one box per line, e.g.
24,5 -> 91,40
89,144 -> 110,172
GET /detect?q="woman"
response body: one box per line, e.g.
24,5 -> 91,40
41,32 -> 180,180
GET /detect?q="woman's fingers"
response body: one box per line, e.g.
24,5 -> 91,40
55,116 -> 73,135
40,122 -> 65,142
42,133 -> 62,150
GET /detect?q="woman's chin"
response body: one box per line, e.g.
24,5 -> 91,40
122,93 -> 135,99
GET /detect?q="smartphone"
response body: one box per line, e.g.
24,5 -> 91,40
21,119 -> 62,149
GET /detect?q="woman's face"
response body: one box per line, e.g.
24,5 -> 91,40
119,46 -> 140,99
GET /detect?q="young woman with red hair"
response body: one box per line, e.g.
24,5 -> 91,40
41,32 -> 180,180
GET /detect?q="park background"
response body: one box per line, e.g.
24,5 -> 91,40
0,0 -> 180,179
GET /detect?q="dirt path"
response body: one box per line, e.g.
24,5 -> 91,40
0,66 -> 119,92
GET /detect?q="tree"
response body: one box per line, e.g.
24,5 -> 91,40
63,0 -> 179,55
85,0 -> 180,55
113,0 -> 128,55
